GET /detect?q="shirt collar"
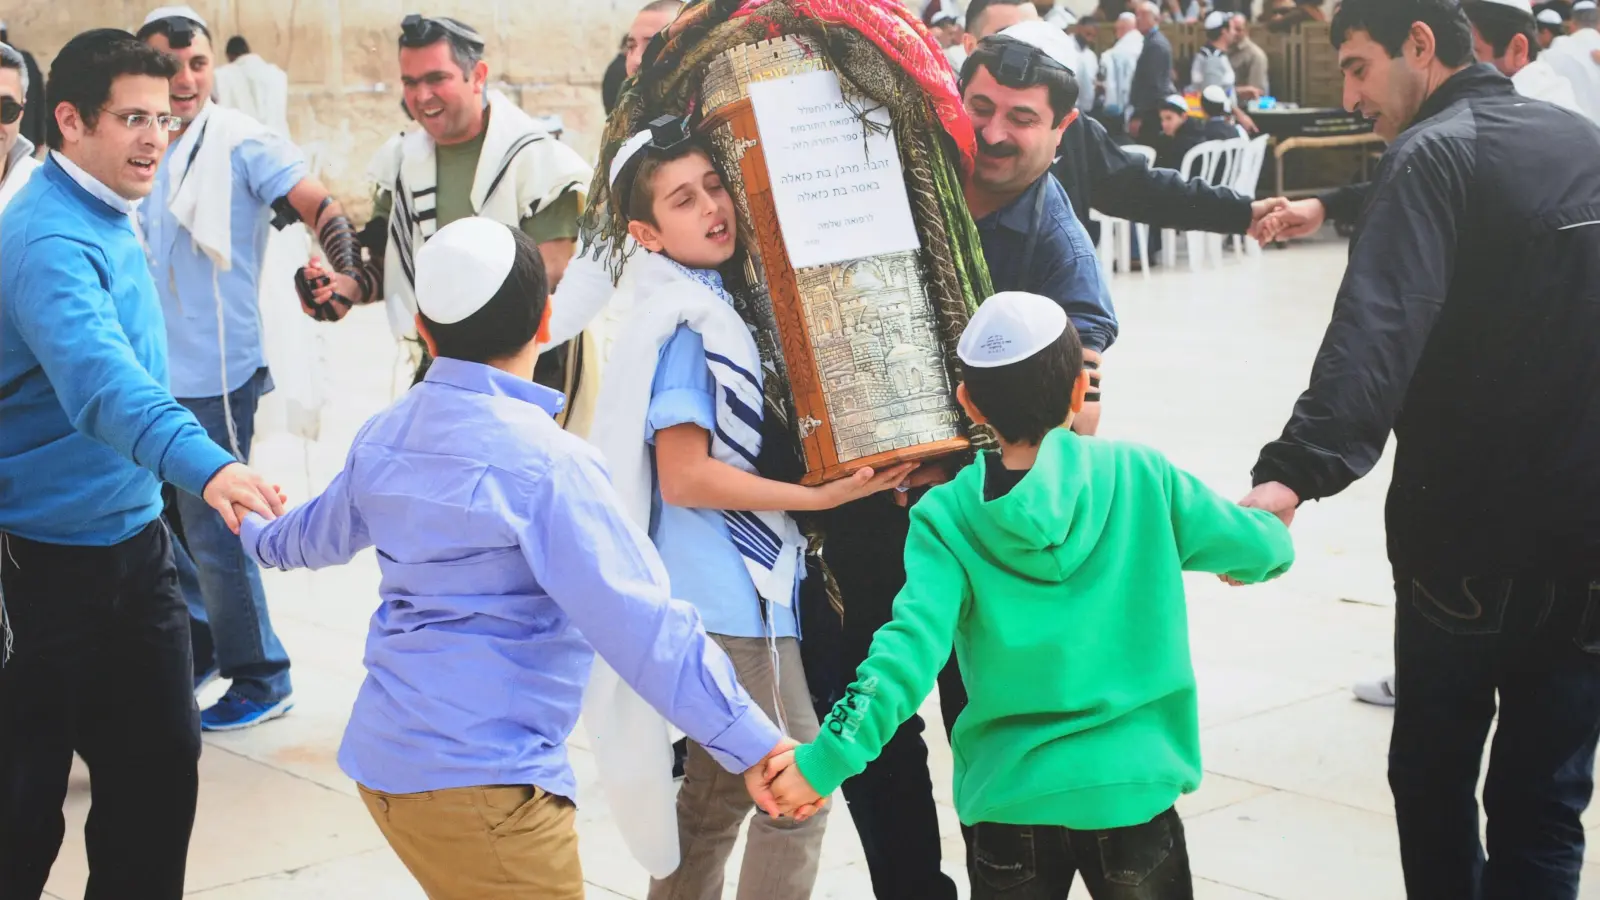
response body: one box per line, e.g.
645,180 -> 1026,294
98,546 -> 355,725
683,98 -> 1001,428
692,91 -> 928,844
49,150 -> 138,216
423,356 -> 566,417
985,171 -> 1053,234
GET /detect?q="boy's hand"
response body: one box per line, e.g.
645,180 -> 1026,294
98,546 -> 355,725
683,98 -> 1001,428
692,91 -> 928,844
745,738 -> 799,817
763,749 -> 826,818
811,462 -> 919,511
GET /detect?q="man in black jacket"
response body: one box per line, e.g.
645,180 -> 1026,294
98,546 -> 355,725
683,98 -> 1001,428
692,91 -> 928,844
1242,1 -> 1600,897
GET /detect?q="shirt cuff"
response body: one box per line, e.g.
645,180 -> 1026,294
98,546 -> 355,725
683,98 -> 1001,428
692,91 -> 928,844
792,737 -> 858,798
239,513 -> 270,568
698,704 -> 783,774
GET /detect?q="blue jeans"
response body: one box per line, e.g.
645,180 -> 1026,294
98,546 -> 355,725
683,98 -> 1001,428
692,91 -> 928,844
171,368 -> 291,703
1390,571 -> 1600,900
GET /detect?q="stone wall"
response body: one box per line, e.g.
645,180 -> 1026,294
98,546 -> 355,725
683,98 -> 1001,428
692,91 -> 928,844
0,0 -> 650,217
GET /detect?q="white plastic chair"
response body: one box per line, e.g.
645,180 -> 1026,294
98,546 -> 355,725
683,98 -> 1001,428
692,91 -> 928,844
1229,134 -> 1272,257
1159,138 -> 1251,270
1091,145 -> 1157,278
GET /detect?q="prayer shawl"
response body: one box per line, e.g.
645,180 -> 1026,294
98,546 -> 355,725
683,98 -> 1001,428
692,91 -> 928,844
583,250 -> 805,876
1543,31 -> 1600,124
164,103 -> 269,271
1513,58 -> 1584,118
368,90 -> 592,344
0,135 -> 39,213
214,54 -> 290,137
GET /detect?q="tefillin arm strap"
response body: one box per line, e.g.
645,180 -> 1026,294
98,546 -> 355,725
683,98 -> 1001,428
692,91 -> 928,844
283,195 -> 383,321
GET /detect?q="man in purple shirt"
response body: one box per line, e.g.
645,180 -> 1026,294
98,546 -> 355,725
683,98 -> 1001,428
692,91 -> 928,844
241,217 -> 803,899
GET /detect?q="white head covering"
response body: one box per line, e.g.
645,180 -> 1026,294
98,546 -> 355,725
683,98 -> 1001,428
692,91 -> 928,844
142,5 -> 208,28
1575,0 -> 1597,11
415,217 -> 518,325
1118,11 -> 1137,23
1538,7 -> 1566,23
931,8 -> 963,27
958,292 -> 1069,369
1478,0 -> 1534,14
1201,84 -> 1232,112
1160,93 -> 1189,114
608,129 -> 654,189
1204,10 -> 1229,29
998,20 -> 1080,69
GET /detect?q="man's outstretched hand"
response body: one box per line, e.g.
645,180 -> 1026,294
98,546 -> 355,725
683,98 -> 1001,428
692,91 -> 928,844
203,463 -> 286,534
1250,197 -> 1327,244
1240,481 -> 1300,527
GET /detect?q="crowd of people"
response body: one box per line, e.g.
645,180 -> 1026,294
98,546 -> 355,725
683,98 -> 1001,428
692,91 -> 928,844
1,1 -> 1600,899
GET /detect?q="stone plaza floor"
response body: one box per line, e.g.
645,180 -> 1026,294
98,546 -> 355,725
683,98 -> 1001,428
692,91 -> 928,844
37,232 -> 1600,898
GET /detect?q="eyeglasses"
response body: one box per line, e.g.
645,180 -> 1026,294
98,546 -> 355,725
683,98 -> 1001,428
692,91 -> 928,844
399,14 -> 485,50
100,109 -> 184,133
0,97 -> 22,126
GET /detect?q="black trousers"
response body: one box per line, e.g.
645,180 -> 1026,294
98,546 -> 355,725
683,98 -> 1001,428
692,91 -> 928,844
0,521 -> 201,900
822,496 -> 970,900
970,807 -> 1193,900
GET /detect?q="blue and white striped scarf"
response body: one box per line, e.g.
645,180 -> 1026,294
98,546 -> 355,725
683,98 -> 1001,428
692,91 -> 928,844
659,258 -> 802,607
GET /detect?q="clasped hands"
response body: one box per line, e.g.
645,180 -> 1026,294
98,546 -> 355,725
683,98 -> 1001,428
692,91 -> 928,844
743,738 -> 826,821
1219,480 -> 1299,586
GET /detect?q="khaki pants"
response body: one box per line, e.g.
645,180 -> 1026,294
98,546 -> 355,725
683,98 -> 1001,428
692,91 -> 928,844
359,783 -> 583,900
648,635 -> 829,900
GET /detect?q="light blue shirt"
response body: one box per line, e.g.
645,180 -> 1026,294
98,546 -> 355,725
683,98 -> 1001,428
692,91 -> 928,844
140,124 -> 306,399
647,323 -> 802,640
240,358 -> 780,797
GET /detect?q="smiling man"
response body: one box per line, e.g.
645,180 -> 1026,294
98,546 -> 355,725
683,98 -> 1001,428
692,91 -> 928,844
135,5 -> 377,733
0,28 -> 286,897
360,14 -> 593,420
1242,2 -> 1600,896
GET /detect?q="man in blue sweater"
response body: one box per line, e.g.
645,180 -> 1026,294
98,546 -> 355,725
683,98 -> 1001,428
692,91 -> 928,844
0,29 -> 286,899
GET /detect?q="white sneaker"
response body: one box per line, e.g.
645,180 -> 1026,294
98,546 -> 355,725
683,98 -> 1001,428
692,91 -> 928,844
1352,673 -> 1397,707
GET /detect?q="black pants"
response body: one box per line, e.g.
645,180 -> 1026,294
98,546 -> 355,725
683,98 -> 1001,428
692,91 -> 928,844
823,497 -> 969,900
0,521 -> 201,900
970,808 -> 1193,900
1390,571 -> 1600,900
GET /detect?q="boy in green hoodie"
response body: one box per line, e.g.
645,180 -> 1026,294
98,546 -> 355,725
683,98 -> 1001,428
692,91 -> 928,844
763,292 -> 1296,899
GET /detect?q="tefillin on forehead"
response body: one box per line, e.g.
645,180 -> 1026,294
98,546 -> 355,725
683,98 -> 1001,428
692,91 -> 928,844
399,13 -> 486,50
987,35 -> 1070,82
157,16 -> 196,49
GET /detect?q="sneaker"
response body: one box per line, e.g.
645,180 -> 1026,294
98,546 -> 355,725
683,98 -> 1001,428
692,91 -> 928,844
193,666 -> 221,695
1353,674 -> 1397,707
201,691 -> 294,732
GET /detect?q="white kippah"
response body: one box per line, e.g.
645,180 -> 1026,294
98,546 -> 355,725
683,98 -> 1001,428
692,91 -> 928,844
998,20 -> 1079,70
415,217 -> 518,325
931,9 -> 962,27
1161,93 -> 1188,113
1538,7 -> 1565,22
1118,11 -> 1136,22
1204,10 -> 1229,29
1576,0 -> 1597,11
143,5 -> 208,28
1201,84 -> 1232,111
1478,0 -> 1534,14
958,292 -> 1069,369
608,129 -> 654,190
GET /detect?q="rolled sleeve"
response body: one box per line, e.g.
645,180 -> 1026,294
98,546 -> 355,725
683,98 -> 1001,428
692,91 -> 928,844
236,135 -> 309,206
645,325 -> 716,442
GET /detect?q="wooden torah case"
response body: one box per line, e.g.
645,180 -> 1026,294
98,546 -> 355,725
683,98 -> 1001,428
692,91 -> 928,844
700,35 -> 969,486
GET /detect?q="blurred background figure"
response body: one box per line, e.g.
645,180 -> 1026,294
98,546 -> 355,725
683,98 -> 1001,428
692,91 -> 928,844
0,20 -> 43,150
213,35 -> 289,136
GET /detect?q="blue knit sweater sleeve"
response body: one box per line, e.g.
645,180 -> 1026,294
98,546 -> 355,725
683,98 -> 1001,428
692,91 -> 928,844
9,234 -> 236,497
